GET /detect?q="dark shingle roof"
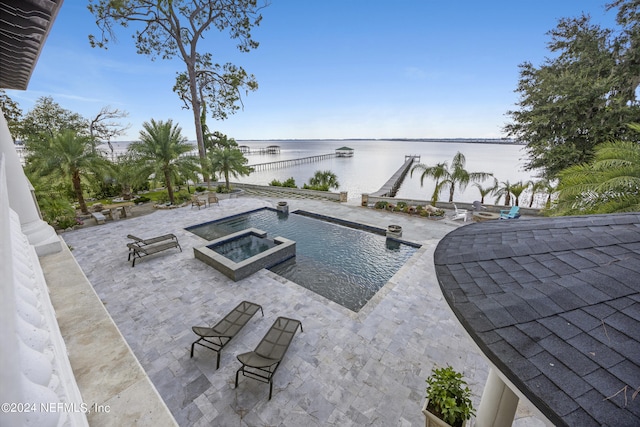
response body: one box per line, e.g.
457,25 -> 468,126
434,213 -> 640,427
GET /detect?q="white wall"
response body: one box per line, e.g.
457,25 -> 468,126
0,110 -> 87,426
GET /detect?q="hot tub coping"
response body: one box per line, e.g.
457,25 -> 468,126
194,228 -> 295,281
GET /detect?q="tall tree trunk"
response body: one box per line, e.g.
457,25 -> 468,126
164,169 -> 175,204
72,169 -> 88,214
122,183 -> 132,200
188,65 -> 208,185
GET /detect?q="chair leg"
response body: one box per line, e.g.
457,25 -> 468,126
235,368 -> 241,388
216,352 -> 221,370
190,340 -> 196,358
269,380 -> 273,400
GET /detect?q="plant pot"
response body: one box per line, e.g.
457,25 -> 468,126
423,399 -> 451,427
422,399 -> 469,427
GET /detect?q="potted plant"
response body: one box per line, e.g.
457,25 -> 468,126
422,365 -> 475,427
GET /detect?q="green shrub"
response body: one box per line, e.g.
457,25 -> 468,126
56,216 -> 79,230
195,186 -> 207,192
216,185 -> 231,193
282,177 -> 297,188
135,196 -> 151,203
156,192 -> 170,204
425,366 -> 475,427
303,183 -> 330,191
174,190 -> 191,204
374,201 -> 388,209
38,195 -> 76,229
269,179 -> 283,187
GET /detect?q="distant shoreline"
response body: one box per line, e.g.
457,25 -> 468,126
83,137 -> 524,147
238,138 -> 524,145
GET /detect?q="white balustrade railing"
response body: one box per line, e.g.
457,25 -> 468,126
1,154 -> 88,426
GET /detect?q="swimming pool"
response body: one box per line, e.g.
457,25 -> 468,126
186,208 -> 420,311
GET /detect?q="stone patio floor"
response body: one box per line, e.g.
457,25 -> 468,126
61,196 -> 545,426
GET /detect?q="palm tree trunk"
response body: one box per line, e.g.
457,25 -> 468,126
164,169 -> 175,204
225,170 -> 230,191
72,169 -> 88,214
123,184 -> 132,200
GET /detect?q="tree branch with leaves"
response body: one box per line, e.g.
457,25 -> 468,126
88,0 -> 267,172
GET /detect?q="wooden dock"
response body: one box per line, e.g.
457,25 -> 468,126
370,155 -> 420,197
248,153 -> 337,172
239,145 -> 281,154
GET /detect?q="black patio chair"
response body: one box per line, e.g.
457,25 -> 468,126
190,301 -> 264,369
234,316 -> 303,400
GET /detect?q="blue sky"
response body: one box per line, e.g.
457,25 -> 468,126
8,1 -> 617,141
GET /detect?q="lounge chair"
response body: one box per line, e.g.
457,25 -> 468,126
126,234 -> 182,267
127,233 -> 178,246
191,195 -> 206,209
451,204 -> 469,222
235,316 -> 303,400
207,193 -> 219,207
499,206 -> 520,219
191,301 -> 263,369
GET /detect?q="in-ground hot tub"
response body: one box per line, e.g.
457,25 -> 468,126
194,228 -> 295,281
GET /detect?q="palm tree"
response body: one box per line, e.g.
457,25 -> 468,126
410,161 -> 449,203
207,146 -> 251,191
111,154 -> 145,200
473,178 -> 497,203
128,119 -> 199,204
411,152 -> 492,203
509,181 -> 529,207
307,170 -> 340,190
493,180 -> 515,206
25,129 -> 111,214
541,179 -> 558,210
526,178 -> 555,208
552,127 -> 640,215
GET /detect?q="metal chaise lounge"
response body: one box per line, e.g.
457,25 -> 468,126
235,316 -> 303,400
127,233 -> 178,246
126,234 -> 182,267
190,301 -> 264,369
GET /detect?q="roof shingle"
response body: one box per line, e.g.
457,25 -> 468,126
434,212 -> 640,426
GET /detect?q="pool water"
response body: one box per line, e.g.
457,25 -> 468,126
186,208 -> 419,311
208,234 -> 278,263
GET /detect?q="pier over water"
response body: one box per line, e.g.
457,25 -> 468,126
239,145 -> 281,154
248,153 -> 337,172
370,155 -> 420,197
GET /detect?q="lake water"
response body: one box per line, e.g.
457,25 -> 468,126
233,140 -> 536,204
106,139 -> 538,205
